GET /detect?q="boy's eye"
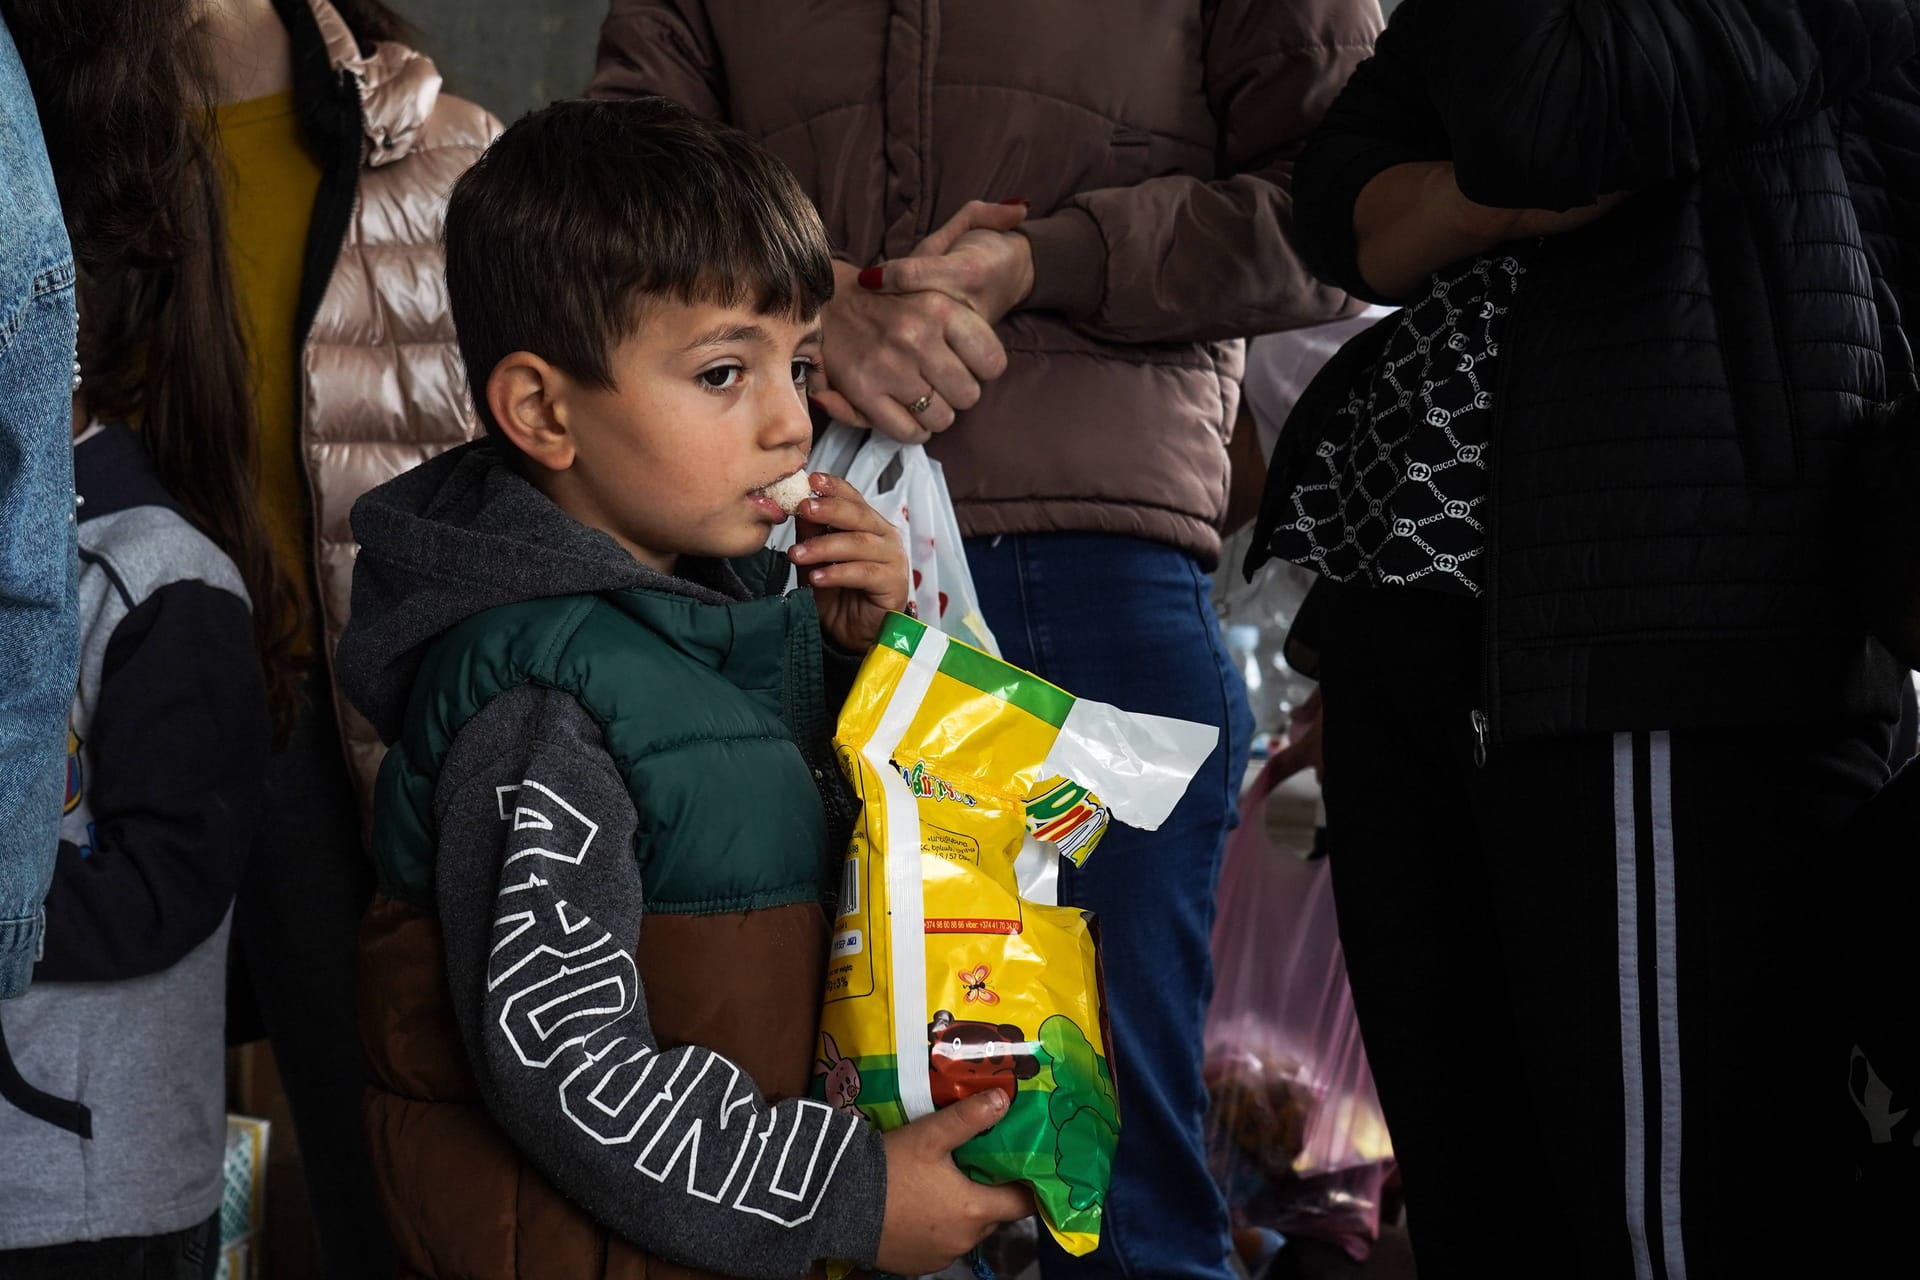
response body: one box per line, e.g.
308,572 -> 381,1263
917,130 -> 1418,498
698,365 -> 743,391
791,358 -> 820,387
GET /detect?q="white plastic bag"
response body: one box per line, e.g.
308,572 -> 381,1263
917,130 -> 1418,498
773,423 -> 1001,656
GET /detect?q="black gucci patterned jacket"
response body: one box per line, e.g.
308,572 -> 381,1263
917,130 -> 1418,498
1255,0 -> 1920,742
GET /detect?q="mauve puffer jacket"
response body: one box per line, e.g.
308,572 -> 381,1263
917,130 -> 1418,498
590,0 -> 1381,569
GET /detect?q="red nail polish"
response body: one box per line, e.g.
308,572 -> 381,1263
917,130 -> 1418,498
857,266 -> 885,290
998,197 -> 1030,206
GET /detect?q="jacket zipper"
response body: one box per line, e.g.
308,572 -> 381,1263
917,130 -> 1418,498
1471,244 -> 1536,767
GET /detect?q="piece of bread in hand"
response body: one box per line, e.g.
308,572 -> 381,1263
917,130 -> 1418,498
763,469 -> 814,516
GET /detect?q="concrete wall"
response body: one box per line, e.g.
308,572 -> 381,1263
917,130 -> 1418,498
398,0 -> 1402,124
400,0 -> 604,122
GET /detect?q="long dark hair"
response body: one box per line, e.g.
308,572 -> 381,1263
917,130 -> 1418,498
3,0 -> 308,738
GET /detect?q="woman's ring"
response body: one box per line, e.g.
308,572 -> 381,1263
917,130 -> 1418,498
907,393 -> 935,415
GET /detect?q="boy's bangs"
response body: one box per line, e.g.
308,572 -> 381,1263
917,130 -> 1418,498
677,194 -> 834,323
684,264 -> 832,324
624,186 -> 834,329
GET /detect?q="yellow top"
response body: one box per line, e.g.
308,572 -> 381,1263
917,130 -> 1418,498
213,89 -> 322,643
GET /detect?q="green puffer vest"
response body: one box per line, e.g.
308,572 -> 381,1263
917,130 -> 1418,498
371,553 -> 841,910
358,553 -> 849,1280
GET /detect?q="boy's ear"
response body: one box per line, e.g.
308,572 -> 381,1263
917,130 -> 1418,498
486,352 -> 575,472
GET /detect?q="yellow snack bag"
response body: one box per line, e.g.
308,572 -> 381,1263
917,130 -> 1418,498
817,613 -> 1217,1258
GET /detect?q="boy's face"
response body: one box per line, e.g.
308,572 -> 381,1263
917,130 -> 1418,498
548,299 -> 820,573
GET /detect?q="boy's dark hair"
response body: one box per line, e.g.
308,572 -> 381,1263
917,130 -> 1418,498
444,96 -> 834,439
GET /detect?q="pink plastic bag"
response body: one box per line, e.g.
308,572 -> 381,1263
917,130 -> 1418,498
1204,744 -> 1394,1262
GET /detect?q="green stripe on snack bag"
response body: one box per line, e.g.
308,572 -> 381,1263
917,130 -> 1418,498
830,1055 -> 903,1108
937,637 -> 1075,729
880,611 -> 924,657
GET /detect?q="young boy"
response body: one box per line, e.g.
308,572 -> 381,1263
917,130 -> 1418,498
0,419 -> 268,1274
336,98 -> 1029,1279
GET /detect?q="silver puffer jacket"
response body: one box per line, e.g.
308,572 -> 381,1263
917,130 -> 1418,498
286,0 -> 498,807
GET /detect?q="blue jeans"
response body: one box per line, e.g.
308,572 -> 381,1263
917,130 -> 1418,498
967,533 -> 1251,1280
0,18 -> 80,998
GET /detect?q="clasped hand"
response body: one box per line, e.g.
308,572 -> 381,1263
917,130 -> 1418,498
809,200 -> 1037,442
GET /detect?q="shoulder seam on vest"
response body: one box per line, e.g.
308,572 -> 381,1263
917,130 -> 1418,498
536,596 -> 602,673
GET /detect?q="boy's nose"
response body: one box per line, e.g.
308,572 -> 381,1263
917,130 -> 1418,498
762,381 -> 814,452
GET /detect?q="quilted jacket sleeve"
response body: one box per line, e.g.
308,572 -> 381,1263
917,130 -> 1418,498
1291,0 -> 1920,298
435,684 -> 887,1277
1843,59 -> 1920,381
1426,0 -> 1920,209
1018,0 -> 1381,343
586,0 -> 726,117
1288,4 -> 1453,301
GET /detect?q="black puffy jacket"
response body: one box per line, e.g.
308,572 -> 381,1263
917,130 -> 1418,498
1254,0 -> 1920,742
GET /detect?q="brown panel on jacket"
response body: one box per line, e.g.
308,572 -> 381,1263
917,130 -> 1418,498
360,895 -> 837,1279
634,902 -> 832,1103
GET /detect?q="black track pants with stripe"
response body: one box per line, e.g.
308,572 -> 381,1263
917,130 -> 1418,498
1314,582 -> 1890,1280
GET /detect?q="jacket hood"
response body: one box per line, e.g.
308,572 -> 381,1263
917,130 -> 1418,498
337,440 -> 746,741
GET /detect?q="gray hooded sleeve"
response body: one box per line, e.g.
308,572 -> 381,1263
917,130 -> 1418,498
433,683 -> 887,1277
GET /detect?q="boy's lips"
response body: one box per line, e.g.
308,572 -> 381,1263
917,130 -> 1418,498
752,467 -> 814,519
750,465 -> 810,497
748,491 -> 789,522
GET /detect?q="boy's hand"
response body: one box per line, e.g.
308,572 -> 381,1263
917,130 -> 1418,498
874,1090 -> 1035,1275
788,473 -> 909,652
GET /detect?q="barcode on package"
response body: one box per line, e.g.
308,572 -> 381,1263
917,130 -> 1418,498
838,857 -> 860,918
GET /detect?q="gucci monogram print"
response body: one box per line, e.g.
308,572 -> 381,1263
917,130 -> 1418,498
1270,251 -> 1527,597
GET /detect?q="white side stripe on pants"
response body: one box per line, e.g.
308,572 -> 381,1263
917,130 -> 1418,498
1613,733 -> 1654,1280
1614,731 -> 1688,1280
1648,733 -> 1687,1280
